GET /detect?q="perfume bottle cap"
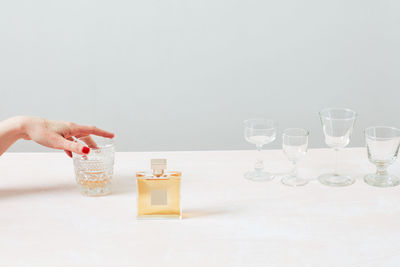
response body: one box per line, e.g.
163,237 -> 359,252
151,159 -> 167,170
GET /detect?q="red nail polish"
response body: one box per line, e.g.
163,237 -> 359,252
82,146 -> 90,154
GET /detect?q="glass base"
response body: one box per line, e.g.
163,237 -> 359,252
244,171 -> 274,181
318,173 -> 355,187
281,175 -> 308,187
364,174 -> 400,188
78,183 -> 112,196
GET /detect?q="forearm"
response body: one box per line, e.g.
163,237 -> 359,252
0,116 -> 27,156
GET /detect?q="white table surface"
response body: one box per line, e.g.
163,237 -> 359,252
1,148 -> 400,267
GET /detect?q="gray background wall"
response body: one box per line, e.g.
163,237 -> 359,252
0,0 -> 399,152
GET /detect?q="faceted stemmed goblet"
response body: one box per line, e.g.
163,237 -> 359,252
244,119 -> 277,181
364,126 -> 400,187
318,108 -> 357,187
281,128 -> 309,187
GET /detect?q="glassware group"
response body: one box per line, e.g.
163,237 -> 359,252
68,107 -> 400,222
244,107 -> 400,188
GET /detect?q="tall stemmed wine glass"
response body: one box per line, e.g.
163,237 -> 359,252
244,119 -> 277,181
318,108 -> 357,187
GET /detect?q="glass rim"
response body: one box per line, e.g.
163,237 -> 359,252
76,136 -> 115,151
282,128 -> 309,137
364,126 -> 400,140
243,118 -> 277,129
319,107 -> 357,121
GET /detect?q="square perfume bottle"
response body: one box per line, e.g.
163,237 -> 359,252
136,159 -> 182,219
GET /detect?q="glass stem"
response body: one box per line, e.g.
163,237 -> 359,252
376,164 -> 388,177
291,161 -> 298,177
255,145 -> 264,172
333,148 -> 339,176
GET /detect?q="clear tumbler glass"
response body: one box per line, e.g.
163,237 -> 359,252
73,136 -> 115,196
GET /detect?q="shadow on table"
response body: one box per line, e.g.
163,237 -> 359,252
0,174 -> 137,199
352,174 -> 370,183
183,208 -> 232,219
0,184 -> 76,199
112,175 -> 136,195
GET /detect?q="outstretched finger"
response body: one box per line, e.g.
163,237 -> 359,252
71,124 -> 114,139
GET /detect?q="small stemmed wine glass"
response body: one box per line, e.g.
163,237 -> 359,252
318,108 -> 357,187
281,128 -> 309,187
364,126 -> 400,187
244,119 -> 277,181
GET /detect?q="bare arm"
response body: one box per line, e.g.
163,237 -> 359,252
0,116 -> 26,156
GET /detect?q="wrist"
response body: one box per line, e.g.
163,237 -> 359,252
8,116 -> 30,140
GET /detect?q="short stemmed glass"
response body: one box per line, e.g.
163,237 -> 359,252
281,128 -> 309,187
318,108 -> 357,187
364,126 -> 400,187
244,119 -> 277,181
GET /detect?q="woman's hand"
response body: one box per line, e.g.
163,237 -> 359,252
0,116 -> 114,157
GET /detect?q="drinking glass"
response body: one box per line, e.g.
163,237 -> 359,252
318,108 -> 357,186
281,128 -> 309,186
244,119 -> 277,181
73,136 -> 115,196
364,126 -> 400,187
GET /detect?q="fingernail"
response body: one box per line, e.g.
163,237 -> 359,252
82,146 -> 90,154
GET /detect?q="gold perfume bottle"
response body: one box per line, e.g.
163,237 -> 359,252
136,159 -> 182,219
